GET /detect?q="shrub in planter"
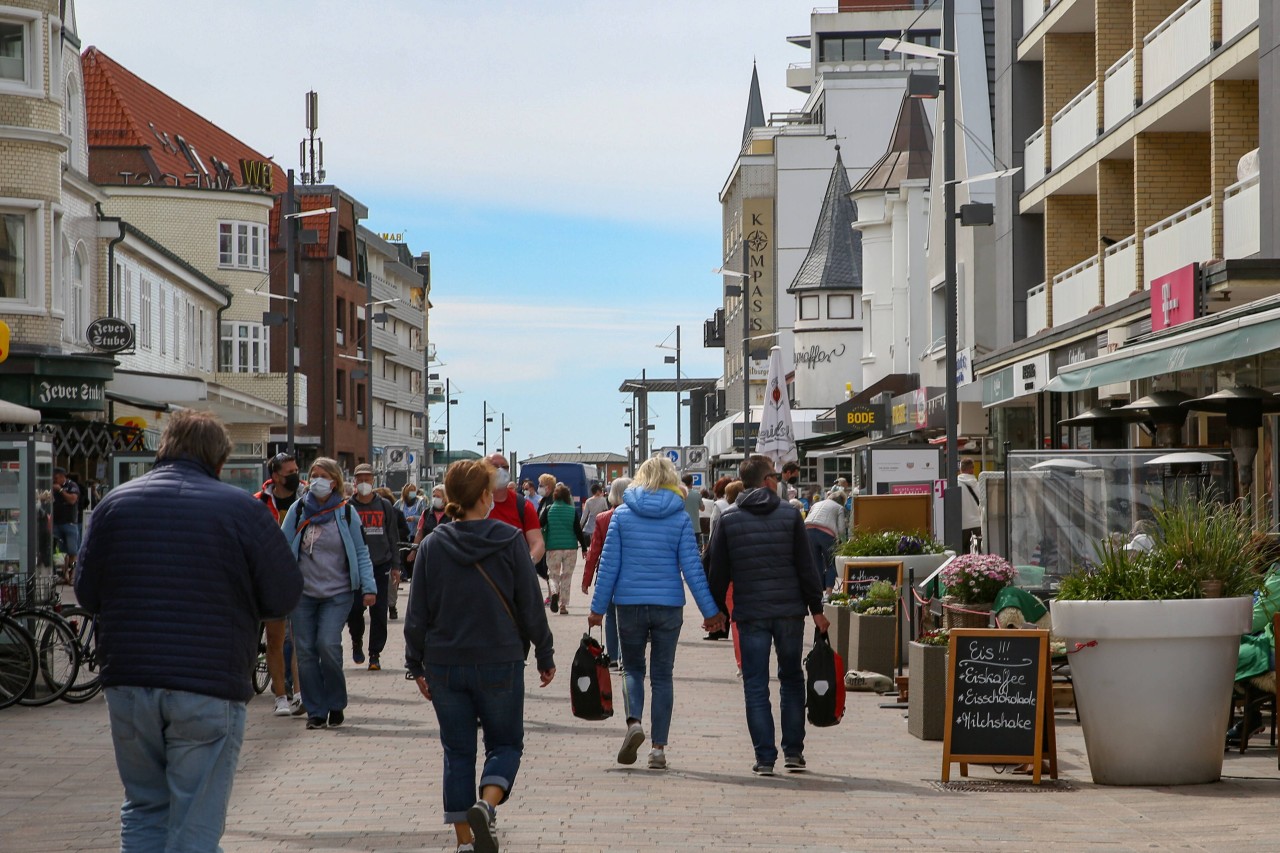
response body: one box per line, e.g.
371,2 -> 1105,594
836,530 -> 945,558
848,581 -> 898,675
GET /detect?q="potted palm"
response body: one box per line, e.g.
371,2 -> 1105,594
1053,496 -> 1263,785
907,628 -> 949,740
847,580 -> 898,676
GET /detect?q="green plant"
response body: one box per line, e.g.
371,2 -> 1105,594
939,553 -> 1016,604
865,580 -> 897,603
916,628 -> 950,647
836,530 -> 945,557
825,591 -> 852,609
1056,496 -> 1266,602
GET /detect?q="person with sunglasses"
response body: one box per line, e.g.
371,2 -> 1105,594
255,452 -> 306,717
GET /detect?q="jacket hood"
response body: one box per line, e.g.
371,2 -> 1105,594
736,486 -> 782,515
434,518 -> 524,564
622,486 -> 685,519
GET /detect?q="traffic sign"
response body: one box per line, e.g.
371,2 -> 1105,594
688,471 -> 706,489
684,445 -> 709,467
659,446 -> 682,467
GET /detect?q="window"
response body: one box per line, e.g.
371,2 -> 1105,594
0,17 -> 31,86
220,322 -> 269,373
158,284 -> 167,355
799,295 -> 819,321
336,297 -> 346,345
198,307 -> 209,371
336,369 -> 346,417
0,207 -> 34,303
119,266 -> 133,325
217,221 -> 268,271
54,230 -> 66,319
818,30 -> 940,63
70,246 -> 85,342
139,278 -> 153,349
171,291 -> 180,361
185,300 -> 196,366
827,294 -> 854,320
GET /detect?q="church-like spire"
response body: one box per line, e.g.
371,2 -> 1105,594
741,62 -> 766,148
851,92 -> 933,193
788,146 -> 861,293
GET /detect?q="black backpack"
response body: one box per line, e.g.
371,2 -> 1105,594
804,629 -> 846,727
570,632 -> 613,721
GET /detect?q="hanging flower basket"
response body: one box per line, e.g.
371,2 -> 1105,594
941,597 -> 992,630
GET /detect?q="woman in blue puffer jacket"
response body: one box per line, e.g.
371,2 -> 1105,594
589,455 -> 726,771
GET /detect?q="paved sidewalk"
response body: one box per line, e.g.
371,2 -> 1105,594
3,588 -> 1280,852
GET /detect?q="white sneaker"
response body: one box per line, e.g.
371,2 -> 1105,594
289,695 -> 305,716
617,722 -> 646,765
647,748 -> 667,770
272,695 -> 291,716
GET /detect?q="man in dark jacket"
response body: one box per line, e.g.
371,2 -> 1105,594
76,409 -> 302,851
347,463 -> 401,670
705,455 -> 828,777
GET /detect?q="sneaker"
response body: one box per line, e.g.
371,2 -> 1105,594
617,722 -> 645,765
647,748 -> 667,770
456,845 -> 475,853
306,716 -> 327,730
289,696 -> 305,716
466,800 -> 498,853
752,762 -> 775,777
328,709 -> 344,727
368,655 -> 381,671
389,606 -> 399,621
558,608 -> 568,615
784,754 -> 807,772
272,695 -> 292,716
549,593 -> 559,612
352,645 -> 365,665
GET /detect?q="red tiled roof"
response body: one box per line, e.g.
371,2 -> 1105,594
81,46 -> 284,193
269,192 -> 337,259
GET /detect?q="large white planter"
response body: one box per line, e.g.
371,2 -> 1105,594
1053,597 -> 1252,786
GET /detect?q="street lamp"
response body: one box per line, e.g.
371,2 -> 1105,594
716,260 -> 753,461
657,325 -> 683,447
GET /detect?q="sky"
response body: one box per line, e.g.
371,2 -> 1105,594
76,0 -> 818,462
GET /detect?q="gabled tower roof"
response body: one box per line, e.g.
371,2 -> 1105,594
788,147 -> 861,293
741,63 -> 766,148
851,93 -> 933,193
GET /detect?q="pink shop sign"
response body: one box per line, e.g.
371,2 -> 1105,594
1149,264 -> 1197,332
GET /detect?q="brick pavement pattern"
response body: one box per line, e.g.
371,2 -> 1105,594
3,589 -> 1280,852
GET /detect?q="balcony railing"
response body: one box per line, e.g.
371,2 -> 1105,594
1223,173 -> 1260,259
1222,0 -> 1259,45
1051,255 -> 1100,327
1051,81 -> 1098,169
1103,235 -> 1138,305
1142,0 -> 1210,102
336,255 -> 353,278
1025,126 -> 1047,186
1026,282 -> 1047,333
1103,50 -> 1135,132
1143,195 -> 1212,284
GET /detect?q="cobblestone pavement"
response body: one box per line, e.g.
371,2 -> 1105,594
3,587 -> 1280,852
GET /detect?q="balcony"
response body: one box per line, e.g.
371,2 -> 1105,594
786,62 -> 812,93
1022,0 -> 1049,37
1143,195 -> 1212,284
1223,173 -> 1260,259
1026,282 -> 1047,334
336,255 -> 353,278
1051,255 -> 1100,326
1103,50 -> 1135,132
1222,0 -> 1259,45
1103,235 -> 1138,305
1142,0 -> 1210,102
1051,81 -> 1097,169
1025,126 -> 1047,186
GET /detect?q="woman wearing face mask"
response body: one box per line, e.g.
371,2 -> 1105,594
280,457 -> 377,730
410,484 -> 451,557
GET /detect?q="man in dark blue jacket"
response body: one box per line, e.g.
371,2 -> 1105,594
706,455 -> 829,777
77,409 -> 302,852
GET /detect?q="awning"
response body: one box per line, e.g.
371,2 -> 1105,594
0,399 -> 41,425
105,390 -> 171,413
807,437 -> 869,458
1047,303 -> 1280,393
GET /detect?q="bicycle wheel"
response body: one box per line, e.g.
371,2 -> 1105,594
60,606 -> 103,703
13,610 -> 80,706
0,616 -> 38,710
253,623 -> 270,695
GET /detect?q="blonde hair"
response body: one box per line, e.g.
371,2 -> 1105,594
725,480 -> 745,504
443,460 -> 495,520
633,455 -> 680,491
309,457 -> 345,497
538,473 -> 556,490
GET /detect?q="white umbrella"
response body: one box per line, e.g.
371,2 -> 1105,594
754,346 -> 797,466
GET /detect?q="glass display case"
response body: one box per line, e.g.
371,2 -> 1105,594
0,434 -> 54,581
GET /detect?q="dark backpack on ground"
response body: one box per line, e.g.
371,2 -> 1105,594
804,629 -> 846,727
570,631 -> 613,721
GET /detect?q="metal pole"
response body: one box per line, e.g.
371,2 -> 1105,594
483,400 -> 488,456
285,169 -> 296,457
501,412 -> 506,454
942,0 -> 961,552
675,324 -> 682,448
445,378 -> 452,465
742,238 -> 751,461
640,370 -> 648,460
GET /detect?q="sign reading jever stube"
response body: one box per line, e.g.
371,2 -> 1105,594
86,317 -> 135,354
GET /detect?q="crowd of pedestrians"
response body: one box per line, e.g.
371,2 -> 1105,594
71,406 -> 842,853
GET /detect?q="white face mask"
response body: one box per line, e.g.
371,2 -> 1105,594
431,496 -> 444,509
356,482 -> 373,497
406,490 -> 417,501
494,468 -> 511,489
538,486 -> 549,497
309,477 -> 333,500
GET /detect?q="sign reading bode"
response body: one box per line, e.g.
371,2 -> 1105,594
942,629 -> 1057,784
835,398 -> 884,431
86,317 -> 135,354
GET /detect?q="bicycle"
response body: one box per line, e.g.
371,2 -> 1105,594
0,592 -> 37,710
253,622 -> 270,695
1,573 -> 82,706
59,605 -> 102,703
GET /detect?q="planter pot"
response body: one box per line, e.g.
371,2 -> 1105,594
941,597 -> 991,630
907,641 -> 947,740
823,603 -> 851,666
1053,597 -> 1252,785
838,553 -> 953,649
848,611 -> 896,676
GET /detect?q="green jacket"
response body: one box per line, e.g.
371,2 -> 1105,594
542,499 -> 588,551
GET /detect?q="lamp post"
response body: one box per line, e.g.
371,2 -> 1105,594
660,325 -> 683,447
625,406 -> 635,475
716,240 -> 753,461
445,378 -> 459,465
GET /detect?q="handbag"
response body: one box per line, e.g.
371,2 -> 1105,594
472,561 -> 531,660
804,628 -> 846,727
569,629 -> 613,721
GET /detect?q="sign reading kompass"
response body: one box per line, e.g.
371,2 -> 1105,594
1149,263 -> 1198,332
86,317 -> 135,354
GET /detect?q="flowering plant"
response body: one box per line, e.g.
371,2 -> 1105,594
836,529 -> 946,557
916,628 -> 950,647
939,553 -> 1016,604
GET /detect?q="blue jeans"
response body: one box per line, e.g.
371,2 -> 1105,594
426,661 -> 525,824
53,522 -> 81,556
807,528 -> 837,590
615,604 -> 683,746
605,602 -> 621,666
104,686 -> 246,852
737,617 -> 807,766
291,591 -> 354,718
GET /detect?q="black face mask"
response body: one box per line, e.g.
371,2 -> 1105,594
282,472 -> 301,493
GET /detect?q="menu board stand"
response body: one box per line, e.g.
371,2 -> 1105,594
941,628 -> 1058,784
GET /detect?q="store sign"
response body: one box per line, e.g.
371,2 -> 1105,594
238,158 -> 274,191
731,422 -> 761,444
888,389 -> 929,436
835,399 -> 884,431
982,353 -> 1050,408
956,347 -> 973,386
35,379 -> 105,410
86,317 -> 135,354
1050,337 -> 1098,373
1149,263 -> 1198,332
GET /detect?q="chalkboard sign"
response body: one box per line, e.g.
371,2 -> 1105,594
941,628 -> 1057,784
840,559 -> 903,594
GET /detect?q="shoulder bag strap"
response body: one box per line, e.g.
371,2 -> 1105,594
473,561 -> 522,637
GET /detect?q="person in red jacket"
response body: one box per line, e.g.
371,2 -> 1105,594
580,477 -> 630,669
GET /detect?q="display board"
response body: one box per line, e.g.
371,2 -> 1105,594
840,559 -> 904,669
941,628 -> 1057,784
852,493 -> 931,534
